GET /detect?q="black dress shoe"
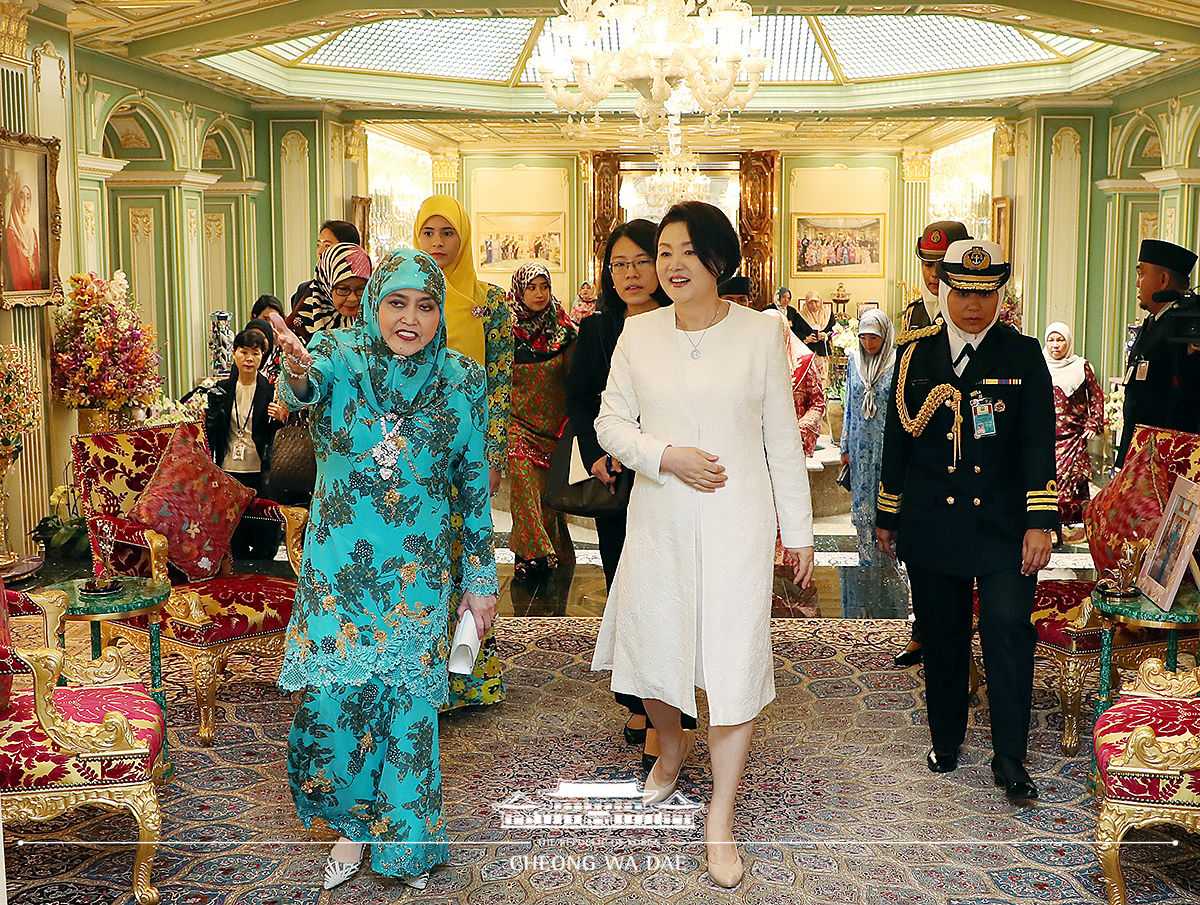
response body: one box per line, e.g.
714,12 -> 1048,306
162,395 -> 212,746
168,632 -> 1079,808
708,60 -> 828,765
893,646 -> 923,668
926,748 -> 959,773
623,718 -> 647,746
991,755 -> 1039,802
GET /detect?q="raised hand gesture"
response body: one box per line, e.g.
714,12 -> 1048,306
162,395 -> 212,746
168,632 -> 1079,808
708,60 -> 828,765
267,311 -> 312,370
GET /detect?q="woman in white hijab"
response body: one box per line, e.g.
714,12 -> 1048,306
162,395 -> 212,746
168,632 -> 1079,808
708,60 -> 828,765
1043,321 -> 1104,525
839,309 -> 897,562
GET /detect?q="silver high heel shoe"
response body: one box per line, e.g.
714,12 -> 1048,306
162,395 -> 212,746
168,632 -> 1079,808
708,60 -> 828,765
402,872 -> 430,890
323,842 -> 365,890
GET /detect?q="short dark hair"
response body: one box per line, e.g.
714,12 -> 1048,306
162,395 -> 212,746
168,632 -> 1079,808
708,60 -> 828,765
251,294 -> 285,318
657,201 -> 740,283
597,219 -> 672,317
233,328 -> 268,354
320,219 -> 360,246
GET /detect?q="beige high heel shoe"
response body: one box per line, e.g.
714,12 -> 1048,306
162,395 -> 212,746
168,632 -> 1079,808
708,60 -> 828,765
642,729 -> 695,806
704,838 -> 744,888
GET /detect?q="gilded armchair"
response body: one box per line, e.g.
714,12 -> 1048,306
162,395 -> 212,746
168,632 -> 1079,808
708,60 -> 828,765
0,589 -> 166,904
71,422 -> 308,744
1093,658 -> 1200,905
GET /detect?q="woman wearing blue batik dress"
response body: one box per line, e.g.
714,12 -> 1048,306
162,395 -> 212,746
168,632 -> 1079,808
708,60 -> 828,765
839,309 -> 896,564
268,249 -> 498,892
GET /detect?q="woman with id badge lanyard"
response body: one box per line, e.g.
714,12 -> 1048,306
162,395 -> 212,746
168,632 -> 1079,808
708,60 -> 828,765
875,239 -> 1055,804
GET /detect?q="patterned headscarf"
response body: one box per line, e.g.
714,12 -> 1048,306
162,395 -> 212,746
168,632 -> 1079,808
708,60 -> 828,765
295,242 -> 373,339
325,248 -> 449,419
508,263 -> 577,364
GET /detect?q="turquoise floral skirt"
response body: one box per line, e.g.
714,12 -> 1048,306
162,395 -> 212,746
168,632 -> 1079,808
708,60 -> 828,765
288,679 -> 449,877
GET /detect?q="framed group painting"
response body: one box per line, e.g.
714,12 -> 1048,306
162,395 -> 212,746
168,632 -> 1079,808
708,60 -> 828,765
791,214 -> 884,278
476,212 -> 565,272
0,128 -> 62,308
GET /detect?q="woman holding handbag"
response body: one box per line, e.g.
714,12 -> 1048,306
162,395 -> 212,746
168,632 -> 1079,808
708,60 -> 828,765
564,219 -> 684,763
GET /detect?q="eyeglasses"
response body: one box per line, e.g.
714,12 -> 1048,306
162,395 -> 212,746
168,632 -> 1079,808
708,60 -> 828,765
609,258 -> 654,274
332,285 -> 365,299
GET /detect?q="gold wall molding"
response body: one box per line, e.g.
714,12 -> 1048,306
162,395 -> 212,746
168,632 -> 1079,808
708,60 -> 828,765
901,151 -> 930,182
431,149 -> 460,183
739,150 -> 778,308
994,121 -> 1016,158
0,0 -> 36,61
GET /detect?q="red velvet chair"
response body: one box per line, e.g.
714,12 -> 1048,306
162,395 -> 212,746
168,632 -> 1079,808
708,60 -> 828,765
0,589 -> 166,904
71,423 -> 307,744
1094,658 -> 1200,905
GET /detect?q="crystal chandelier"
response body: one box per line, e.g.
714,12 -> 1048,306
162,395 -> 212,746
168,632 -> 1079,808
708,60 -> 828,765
643,147 -> 711,211
537,0 -> 768,129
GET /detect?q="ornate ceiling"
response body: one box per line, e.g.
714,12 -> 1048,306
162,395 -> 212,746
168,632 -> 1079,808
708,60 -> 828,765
47,1 -> 1200,149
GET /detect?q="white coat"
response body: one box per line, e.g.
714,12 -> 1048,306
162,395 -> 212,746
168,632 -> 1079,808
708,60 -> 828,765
590,303 -> 814,725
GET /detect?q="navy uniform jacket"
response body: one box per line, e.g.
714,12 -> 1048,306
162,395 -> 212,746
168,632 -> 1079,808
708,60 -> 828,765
1116,304 -> 1200,466
875,320 -> 1057,578
901,299 -> 933,331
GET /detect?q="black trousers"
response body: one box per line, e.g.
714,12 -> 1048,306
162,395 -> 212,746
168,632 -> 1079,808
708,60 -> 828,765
906,565 -> 1036,760
227,472 -> 282,560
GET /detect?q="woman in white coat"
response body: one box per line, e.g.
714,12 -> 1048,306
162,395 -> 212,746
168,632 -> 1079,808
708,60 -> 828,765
592,201 -> 815,888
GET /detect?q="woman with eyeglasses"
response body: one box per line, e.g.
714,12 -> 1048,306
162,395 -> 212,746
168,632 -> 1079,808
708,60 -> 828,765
287,243 -> 373,347
566,219 -> 692,768
413,195 -> 512,711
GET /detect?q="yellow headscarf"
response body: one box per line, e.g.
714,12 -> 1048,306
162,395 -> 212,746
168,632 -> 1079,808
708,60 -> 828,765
413,195 -> 487,365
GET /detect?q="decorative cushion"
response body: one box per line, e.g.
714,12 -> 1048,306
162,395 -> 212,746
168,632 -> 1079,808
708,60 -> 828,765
113,575 -> 295,646
71,424 -> 179,520
1030,579 -> 1097,623
131,423 -> 255,581
1094,694 -> 1200,805
1084,426 -> 1200,575
0,684 -> 164,790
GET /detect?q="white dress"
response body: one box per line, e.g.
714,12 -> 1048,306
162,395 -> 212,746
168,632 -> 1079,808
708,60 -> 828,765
590,304 -> 814,725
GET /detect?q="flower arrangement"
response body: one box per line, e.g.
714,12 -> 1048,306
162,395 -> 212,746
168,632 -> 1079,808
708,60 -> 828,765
1106,383 -> 1124,441
999,287 -> 1022,329
50,270 -> 161,411
30,482 -> 89,559
0,346 -> 40,455
141,382 -> 214,427
830,317 -> 860,356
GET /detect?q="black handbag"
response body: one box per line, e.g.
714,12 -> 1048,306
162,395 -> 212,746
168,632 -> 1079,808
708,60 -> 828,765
542,424 -> 633,517
836,462 -> 851,491
263,410 -> 316,505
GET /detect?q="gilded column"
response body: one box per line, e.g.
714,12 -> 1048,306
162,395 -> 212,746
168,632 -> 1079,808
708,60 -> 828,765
432,149 -> 460,199
739,150 -> 777,309
592,151 -> 620,272
901,150 -> 931,307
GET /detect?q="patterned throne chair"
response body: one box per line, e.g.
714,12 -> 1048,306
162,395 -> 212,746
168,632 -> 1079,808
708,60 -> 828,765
1094,658 -> 1200,905
71,422 -> 308,744
0,590 -> 166,905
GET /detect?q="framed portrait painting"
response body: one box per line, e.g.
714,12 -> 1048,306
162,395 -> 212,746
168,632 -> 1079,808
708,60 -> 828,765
991,196 -> 1012,263
0,129 -> 62,308
1137,474 -> 1200,611
792,214 -> 884,278
476,212 -> 565,273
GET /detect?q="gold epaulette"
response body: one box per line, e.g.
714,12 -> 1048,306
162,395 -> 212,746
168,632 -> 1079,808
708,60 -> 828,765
896,322 -> 943,346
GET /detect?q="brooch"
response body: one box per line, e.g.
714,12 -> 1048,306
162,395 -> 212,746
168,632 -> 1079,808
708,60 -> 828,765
368,413 -> 404,480
471,304 -> 488,319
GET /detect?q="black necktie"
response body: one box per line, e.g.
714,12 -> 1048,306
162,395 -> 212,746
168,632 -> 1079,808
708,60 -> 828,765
953,342 -> 974,370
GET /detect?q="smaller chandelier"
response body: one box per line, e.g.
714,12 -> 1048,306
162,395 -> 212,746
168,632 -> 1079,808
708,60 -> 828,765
537,0 -> 769,129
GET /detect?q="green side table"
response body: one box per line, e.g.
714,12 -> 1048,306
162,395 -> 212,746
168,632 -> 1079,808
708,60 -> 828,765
53,576 -> 173,774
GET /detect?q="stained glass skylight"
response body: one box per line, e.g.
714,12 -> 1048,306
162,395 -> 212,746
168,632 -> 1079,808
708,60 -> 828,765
297,18 -> 537,81
816,15 -> 1058,80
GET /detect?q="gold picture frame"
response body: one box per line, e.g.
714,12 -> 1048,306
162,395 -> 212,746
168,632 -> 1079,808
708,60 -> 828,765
991,195 -> 1012,263
349,195 -> 371,251
791,214 -> 884,279
1137,474 -> 1200,612
0,128 -> 62,309
476,211 -> 565,273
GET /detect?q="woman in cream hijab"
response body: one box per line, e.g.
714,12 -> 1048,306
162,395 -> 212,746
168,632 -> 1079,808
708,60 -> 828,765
1043,321 -> 1104,526
414,195 -> 513,710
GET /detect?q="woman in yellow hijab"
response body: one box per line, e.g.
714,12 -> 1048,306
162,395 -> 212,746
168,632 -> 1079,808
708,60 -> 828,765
414,195 -> 512,710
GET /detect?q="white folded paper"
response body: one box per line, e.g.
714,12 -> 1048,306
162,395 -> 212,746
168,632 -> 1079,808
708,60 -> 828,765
448,613 -> 483,674
568,436 -> 592,485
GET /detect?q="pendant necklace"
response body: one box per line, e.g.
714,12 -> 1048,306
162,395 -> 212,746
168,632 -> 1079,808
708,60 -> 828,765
678,301 -> 723,359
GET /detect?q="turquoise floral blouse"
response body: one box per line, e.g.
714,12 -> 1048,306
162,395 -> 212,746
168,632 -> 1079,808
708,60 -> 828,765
277,331 -> 498,705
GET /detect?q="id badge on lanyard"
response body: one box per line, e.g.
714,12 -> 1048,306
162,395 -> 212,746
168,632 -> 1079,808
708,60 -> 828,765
971,398 -> 997,439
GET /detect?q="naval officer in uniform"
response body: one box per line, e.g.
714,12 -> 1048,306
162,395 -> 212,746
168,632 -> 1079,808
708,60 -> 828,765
894,219 -> 973,669
875,239 -> 1055,803
1116,238 -> 1200,467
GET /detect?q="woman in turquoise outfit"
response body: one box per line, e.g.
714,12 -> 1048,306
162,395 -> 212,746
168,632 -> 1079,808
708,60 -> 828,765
268,248 -> 498,891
